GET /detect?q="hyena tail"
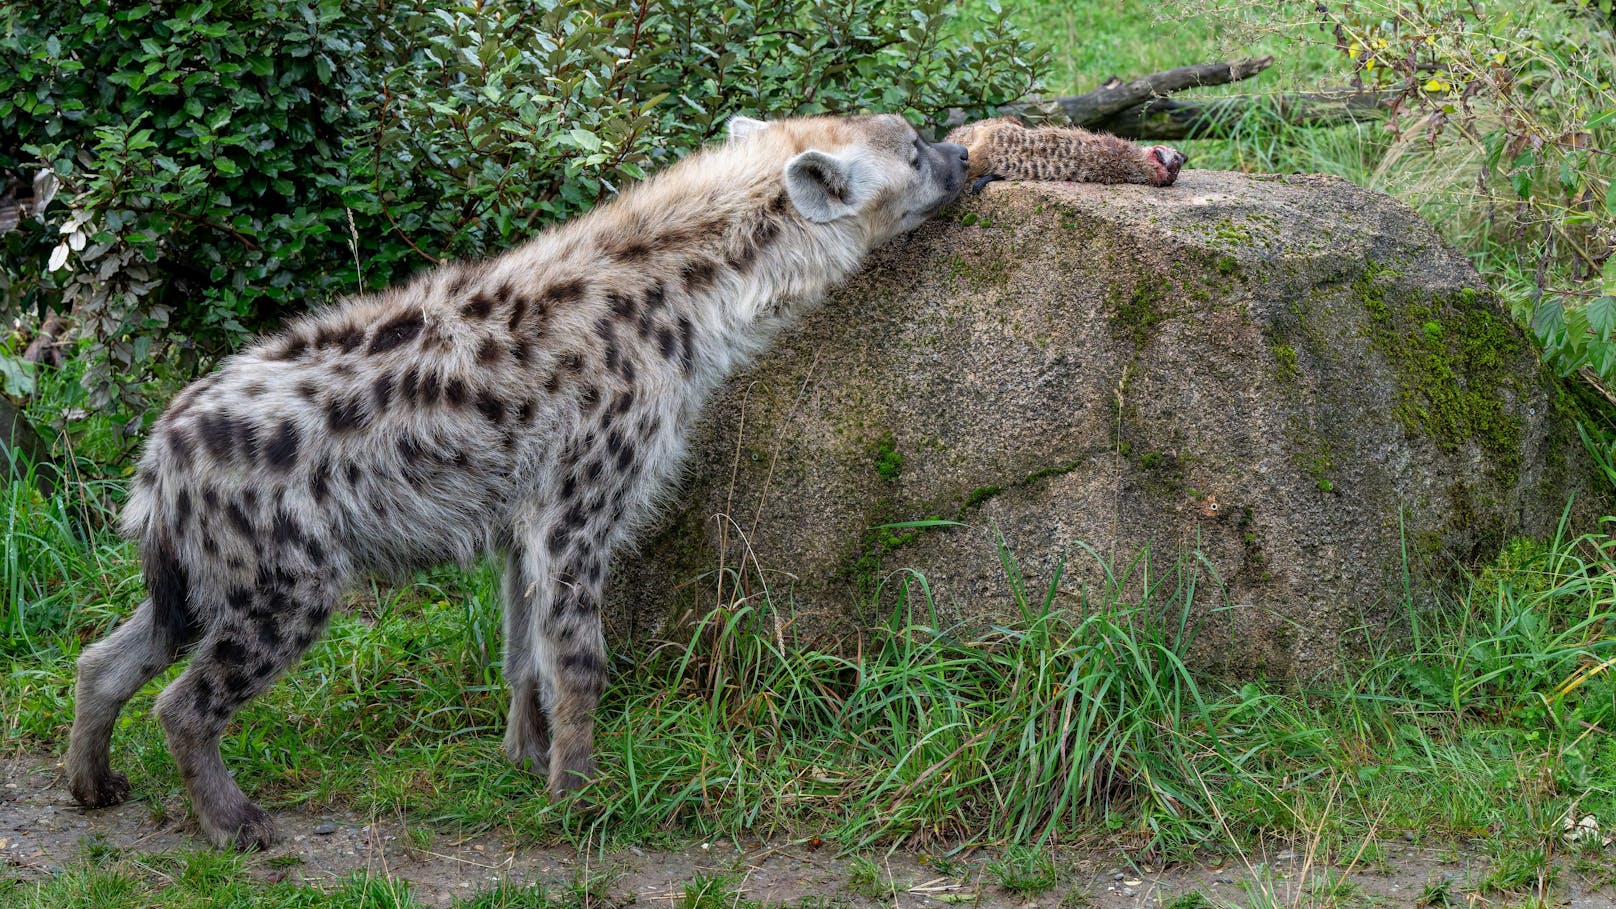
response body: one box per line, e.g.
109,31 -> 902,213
143,522 -> 200,646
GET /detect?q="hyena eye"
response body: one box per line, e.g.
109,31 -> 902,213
909,139 -> 923,170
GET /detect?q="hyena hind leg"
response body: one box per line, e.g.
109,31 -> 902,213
154,584 -> 336,850
66,598 -> 189,808
501,546 -> 551,776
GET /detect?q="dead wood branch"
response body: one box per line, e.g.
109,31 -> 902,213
1052,56 -> 1275,123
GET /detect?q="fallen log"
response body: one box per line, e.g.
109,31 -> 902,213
981,58 -> 1396,142
1052,56 -> 1275,123
1090,90 -> 1394,140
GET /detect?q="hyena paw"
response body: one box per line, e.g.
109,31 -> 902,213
69,769 -> 131,809
1147,146 -> 1187,186
202,800 -> 277,852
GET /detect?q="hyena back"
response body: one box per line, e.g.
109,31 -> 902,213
66,114 -> 970,850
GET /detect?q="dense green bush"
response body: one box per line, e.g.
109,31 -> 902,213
1280,0 -> 1616,386
0,0 -> 1040,423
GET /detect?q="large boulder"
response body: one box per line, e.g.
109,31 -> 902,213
606,171 -> 1609,678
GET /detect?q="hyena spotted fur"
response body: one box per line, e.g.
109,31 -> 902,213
66,114 -> 972,850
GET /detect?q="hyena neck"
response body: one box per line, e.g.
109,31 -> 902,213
561,143 -> 870,377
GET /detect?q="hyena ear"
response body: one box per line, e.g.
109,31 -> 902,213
784,149 -> 860,223
727,115 -> 770,141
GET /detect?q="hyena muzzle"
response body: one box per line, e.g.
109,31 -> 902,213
65,114 -> 972,849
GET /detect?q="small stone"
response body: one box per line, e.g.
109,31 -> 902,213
1122,889 -> 1137,897
314,822 -> 337,835
1112,872 -> 1125,881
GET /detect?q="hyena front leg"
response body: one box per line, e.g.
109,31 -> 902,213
509,516 -> 609,796
501,545 -> 551,776
154,572 -> 338,850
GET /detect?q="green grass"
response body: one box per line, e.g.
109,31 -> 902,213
6,458 -> 1616,887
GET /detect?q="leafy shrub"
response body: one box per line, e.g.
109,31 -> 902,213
0,0 -> 1040,428
1233,1 -> 1616,388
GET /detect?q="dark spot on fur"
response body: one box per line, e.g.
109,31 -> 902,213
345,461 -> 362,485
445,377 -> 468,407
325,396 -> 369,433
297,380 -> 320,401
419,372 -> 442,405
316,322 -> 365,353
543,279 -> 587,305
547,525 -> 570,557
267,334 -> 308,361
373,374 -> 394,411
476,393 -> 506,425
560,651 -> 604,676
608,292 -> 636,321
216,634 -> 250,663
657,327 -> 677,361
400,368 -> 420,405
225,499 -> 253,535
681,258 -> 718,293
174,488 -> 193,529
167,427 -> 195,467
507,296 -> 528,331
368,311 -> 424,355
271,509 -> 304,547
608,236 -> 652,261
198,412 -> 242,461
677,316 -> 696,373
263,420 -> 299,472
462,293 -> 496,319
516,399 -> 536,423
476,336 -> 503,365
244,383 -> 267,398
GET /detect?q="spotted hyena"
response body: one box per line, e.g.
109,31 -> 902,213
66,112 -> 1184,851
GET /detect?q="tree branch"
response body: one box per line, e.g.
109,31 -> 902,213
1089,90 -> 1394,140
1052,56 -> 1275,123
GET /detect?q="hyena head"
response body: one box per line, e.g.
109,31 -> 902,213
728,113 -> 969,245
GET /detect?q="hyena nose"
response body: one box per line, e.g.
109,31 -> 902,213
935,141 -> 969,165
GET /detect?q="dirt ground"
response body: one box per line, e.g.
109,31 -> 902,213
4,755 -> 1615,907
